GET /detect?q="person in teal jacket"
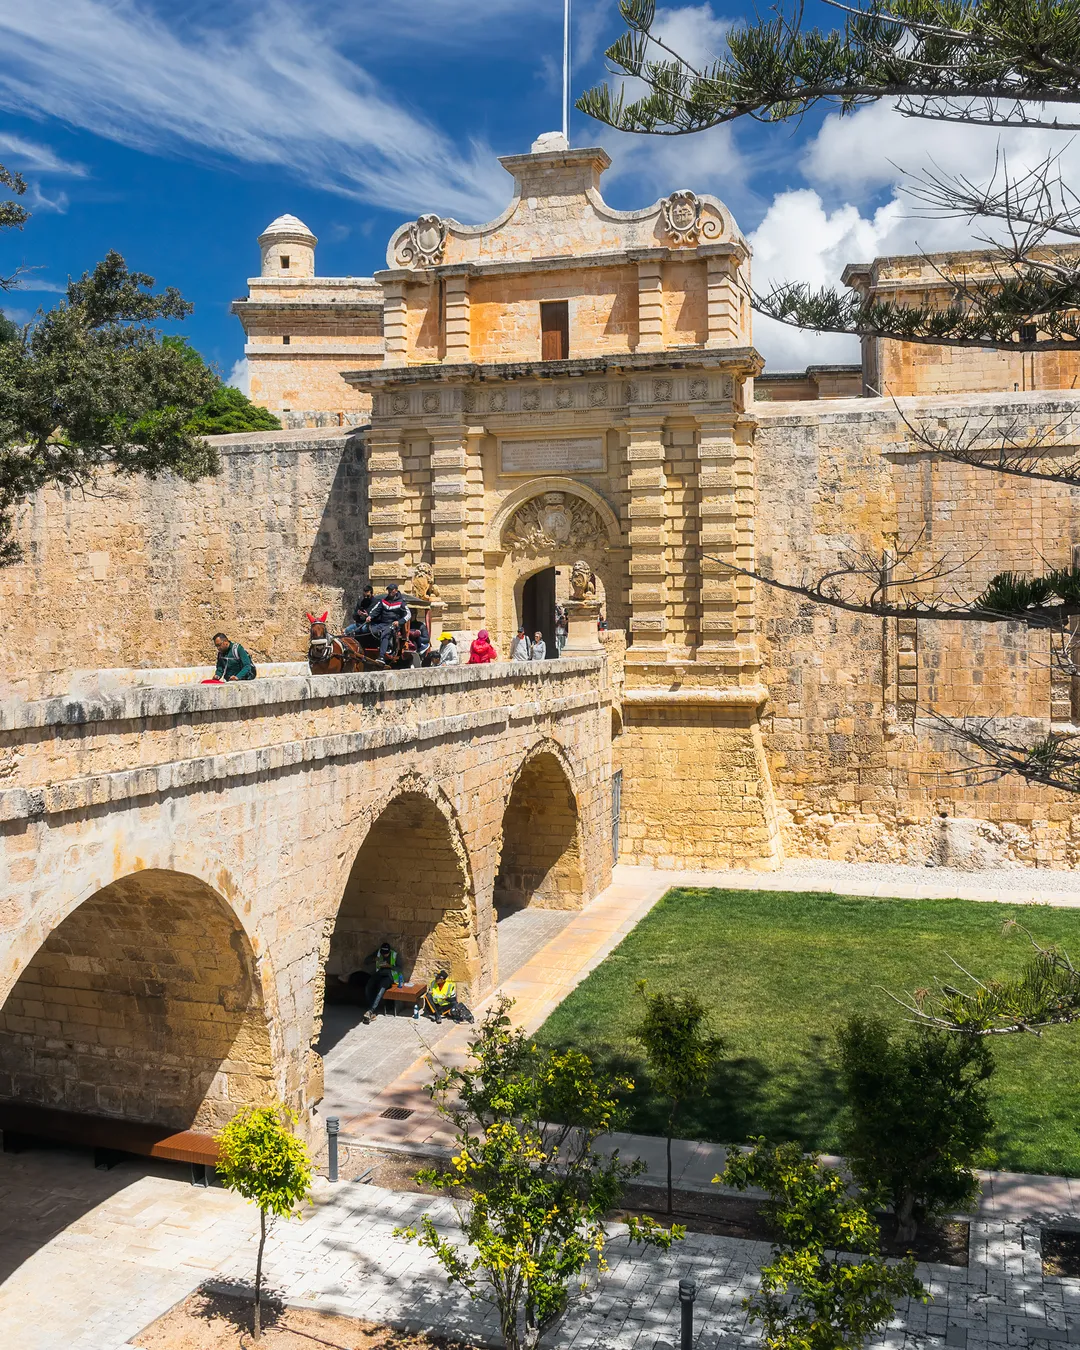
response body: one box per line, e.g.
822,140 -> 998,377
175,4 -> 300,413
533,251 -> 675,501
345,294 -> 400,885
212,633 -> 256,681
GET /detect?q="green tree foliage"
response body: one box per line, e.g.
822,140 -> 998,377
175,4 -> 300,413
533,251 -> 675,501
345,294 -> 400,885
216,1105 -> 313,1341
0,250 -> 220,565
580,1 -> 1080,349
633,981 -> 726,1214
396,997 -> 682,1350
720,1139 -> 926,1350
162,336 -> 282,434
837,1016 -> 995,1243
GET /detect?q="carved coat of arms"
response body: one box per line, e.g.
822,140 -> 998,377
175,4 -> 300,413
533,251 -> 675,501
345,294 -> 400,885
660,191 -> 723,246
397,214 -> 449,268
503,491 -> 608,558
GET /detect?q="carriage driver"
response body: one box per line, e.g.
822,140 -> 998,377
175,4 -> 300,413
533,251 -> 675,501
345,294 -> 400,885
366,582 -> 411,665
361,942 -> 403,1024
421,969 -> 457,1024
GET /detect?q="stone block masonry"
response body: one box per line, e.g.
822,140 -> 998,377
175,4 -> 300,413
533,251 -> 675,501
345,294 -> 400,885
0,661 -> 613,1138
0,426 -> 370,701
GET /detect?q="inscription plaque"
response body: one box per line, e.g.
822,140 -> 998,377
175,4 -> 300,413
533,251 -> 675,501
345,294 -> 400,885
500,436 -> 605,475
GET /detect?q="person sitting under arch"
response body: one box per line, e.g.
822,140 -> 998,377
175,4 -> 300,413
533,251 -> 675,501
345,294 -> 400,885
421,969 -> 457,1024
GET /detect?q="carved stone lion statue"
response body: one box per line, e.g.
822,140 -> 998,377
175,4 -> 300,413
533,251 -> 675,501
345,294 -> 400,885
569,561 -> 596,601
410,562 -> 439,602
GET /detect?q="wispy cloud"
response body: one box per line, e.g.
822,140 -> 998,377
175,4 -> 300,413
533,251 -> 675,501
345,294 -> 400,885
0,133 -> 87,177
0,0 -> 509,219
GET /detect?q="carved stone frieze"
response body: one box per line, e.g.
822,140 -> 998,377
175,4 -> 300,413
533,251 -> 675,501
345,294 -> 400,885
395,214 -> 449,268
391,393 -> 409,414
503,491 -> 609,558
522,389 -> 540,411
422,392 -> 440,413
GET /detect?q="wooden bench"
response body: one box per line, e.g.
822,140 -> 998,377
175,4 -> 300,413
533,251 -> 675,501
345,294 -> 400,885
0,1101 -> 219,1185
382,981 -> 427,1016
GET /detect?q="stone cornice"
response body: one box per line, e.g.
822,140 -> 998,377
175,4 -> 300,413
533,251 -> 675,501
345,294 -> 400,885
230,299 -> 383,315
344,346 -> 763,390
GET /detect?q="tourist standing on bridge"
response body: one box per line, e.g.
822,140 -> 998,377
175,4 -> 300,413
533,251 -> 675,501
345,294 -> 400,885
366,582 -> 411,665
438,632 -> 459,664
530,631 -> 547,661
467,630 -> 498,664
510,628 -> 532,661
211,633 -> 256,681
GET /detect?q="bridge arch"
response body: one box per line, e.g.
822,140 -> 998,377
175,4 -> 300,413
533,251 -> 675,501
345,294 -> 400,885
0,868 -> 275,1130
494,740 -> 585,912
324,775 -> 480,996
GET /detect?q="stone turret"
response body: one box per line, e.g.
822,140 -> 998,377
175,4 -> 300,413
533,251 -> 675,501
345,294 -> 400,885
258,214 -> 317,279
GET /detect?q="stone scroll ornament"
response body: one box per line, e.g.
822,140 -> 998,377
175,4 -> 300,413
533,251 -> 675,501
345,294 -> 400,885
503,491 -> 608,559
660,190 -> 723,246
396,214 -> 450,268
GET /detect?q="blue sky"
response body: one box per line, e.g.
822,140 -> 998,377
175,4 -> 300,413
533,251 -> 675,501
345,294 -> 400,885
0,0 -> 1070,377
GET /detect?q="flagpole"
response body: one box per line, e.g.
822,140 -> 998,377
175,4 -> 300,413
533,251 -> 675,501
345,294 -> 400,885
563,0 -> 571,144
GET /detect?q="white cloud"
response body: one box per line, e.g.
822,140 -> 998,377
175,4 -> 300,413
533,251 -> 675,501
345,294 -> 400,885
227,357 -> 250,396
0,133 -> 87,176
0,0 -> 509,219
650,2 -> 730,67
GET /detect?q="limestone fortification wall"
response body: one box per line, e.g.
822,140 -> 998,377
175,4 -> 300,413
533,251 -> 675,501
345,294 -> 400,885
0,426 -> 369,701
756,388 -> 1080,867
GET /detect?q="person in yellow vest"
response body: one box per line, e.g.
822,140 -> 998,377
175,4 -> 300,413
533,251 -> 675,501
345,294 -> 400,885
421,969 -> 457,1024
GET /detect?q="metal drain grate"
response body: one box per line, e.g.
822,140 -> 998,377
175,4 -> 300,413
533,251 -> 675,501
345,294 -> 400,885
379,1107 -> 414,1121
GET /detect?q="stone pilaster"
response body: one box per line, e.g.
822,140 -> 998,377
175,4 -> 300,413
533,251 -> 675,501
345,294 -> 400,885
366,427 -> 407,589
382,280 -> 408,368
463,424 -> 487,626
703,249 -> 743,347
625,414 -> 668,663
695,412 -> 754,668
430,422 -> 471,629
635,255 -> 665,353
443,270 -> 471,363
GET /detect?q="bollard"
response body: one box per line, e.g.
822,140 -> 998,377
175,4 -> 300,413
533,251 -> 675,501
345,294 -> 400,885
327,1115 -> 340,1183
679,1277 -> 696,1350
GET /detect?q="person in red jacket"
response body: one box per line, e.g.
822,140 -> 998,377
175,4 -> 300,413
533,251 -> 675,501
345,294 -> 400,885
467,629 -> 498,664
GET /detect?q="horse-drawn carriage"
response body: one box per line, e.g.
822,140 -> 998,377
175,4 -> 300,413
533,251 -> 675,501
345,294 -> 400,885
307,592 -> 441,674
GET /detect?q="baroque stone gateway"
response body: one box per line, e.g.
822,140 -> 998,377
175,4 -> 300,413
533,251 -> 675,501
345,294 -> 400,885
3,131 -> 1080,1140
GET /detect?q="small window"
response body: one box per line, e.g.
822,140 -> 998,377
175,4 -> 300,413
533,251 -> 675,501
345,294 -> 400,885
280,255 -> 290,269
1019,323 -> 1037,344
282,335 -> 291,345
541,300 -> 569,361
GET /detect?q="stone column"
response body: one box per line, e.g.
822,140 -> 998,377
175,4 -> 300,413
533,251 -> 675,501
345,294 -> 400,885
366,427 -> 407,590
635,253 -> 665,353
382,278 -> 408,368
463,424 -> 487,627
443,269 -> 471,363
625,413 -> 667,664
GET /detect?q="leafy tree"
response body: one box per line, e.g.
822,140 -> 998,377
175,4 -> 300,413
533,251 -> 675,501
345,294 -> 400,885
216,1104 -> 313,1341
633,980 -> 726,1215
396,997 -> 682,1350
836,1015 -> 995,1244
720,1138 -> 926,1350
162,336 -> 282,434
0,249 -> 220,565
578,2 -> 1080,794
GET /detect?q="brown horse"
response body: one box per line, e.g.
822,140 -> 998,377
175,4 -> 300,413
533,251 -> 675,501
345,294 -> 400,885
306,612 -> 366,674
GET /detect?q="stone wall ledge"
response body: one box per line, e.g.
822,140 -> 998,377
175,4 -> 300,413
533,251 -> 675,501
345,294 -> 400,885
0,658 -> 606,734
755,387 -> 1080,426
622,685 -> 768,707
0,685 -> 606,823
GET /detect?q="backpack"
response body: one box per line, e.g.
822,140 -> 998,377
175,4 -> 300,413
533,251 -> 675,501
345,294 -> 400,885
451,1002 -> 475,1025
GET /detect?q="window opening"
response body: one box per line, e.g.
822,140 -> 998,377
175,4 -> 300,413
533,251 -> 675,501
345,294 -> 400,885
541,300 -> 569,361
282,335 -> 291,345
280,255 -> 290,269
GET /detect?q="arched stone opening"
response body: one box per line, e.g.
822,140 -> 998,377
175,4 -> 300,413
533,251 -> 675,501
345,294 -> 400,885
495,750 -> 584,913
326,790 -> 478,995
0,870 -> 274,1131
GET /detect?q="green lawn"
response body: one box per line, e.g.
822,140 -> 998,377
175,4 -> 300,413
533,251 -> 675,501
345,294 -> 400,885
534,888 -> 1080,1177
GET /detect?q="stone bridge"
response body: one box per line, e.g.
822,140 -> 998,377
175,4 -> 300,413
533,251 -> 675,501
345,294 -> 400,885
0,660 -> 613,1138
